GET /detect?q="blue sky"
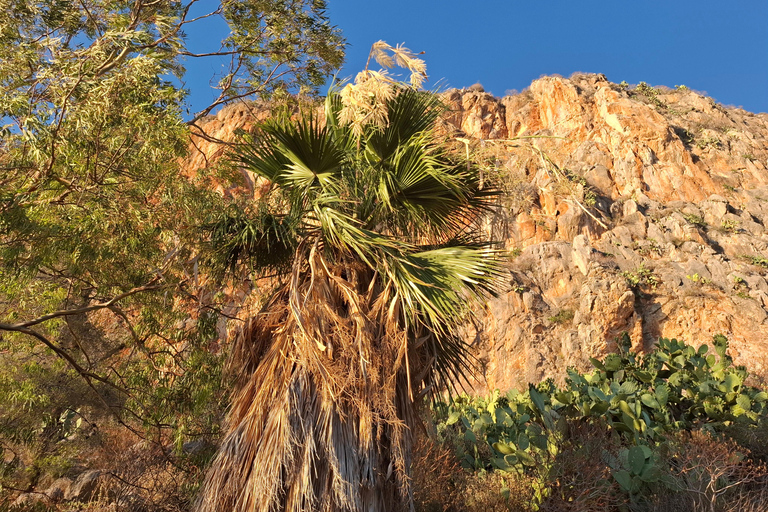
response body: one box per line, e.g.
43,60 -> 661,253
183,0 -> 768,116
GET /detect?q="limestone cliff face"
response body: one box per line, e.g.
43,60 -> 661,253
185,74 -> 768,391
442,74 -> 768,391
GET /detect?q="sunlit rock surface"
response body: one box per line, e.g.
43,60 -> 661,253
185,74 -> 768,391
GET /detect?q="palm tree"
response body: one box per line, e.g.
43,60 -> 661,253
196,69 -> 501,512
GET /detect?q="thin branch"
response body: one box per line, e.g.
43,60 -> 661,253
186,55 -> 292,124
0,279 -> 173,330
136,0 -> 214,52
79,0 -> 104,39
179,50 -> 241,58
571,195 -> 609,230
0,323 -> 123,393
107,304 -> 146,350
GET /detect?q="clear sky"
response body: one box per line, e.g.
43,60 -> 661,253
183,0 -> 768,116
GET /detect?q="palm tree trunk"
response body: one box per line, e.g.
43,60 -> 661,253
196,261 -> 419,512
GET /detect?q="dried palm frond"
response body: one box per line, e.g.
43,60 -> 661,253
369,40 -> 395,69
338,71 -> 395,136
366,40 -> 427,89
391,43 -> 427,89
197,246 -> 423,512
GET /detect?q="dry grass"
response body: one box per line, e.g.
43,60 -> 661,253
411,432 -> 469,511
652,430 -> 768,512
412,433 -> 533,512
723,420 -> 768,462
414,417 -> 768,512
537,422 -> 626,512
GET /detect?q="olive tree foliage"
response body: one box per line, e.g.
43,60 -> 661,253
0,0 -> 343,493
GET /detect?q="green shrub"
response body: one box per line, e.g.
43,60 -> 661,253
547,309 -> 574,325
744,255 -> 768,268
634,82 -> 665,110
682,212 -> 706,227
430,334 -> 768,510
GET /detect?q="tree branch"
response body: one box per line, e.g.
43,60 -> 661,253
0,279 -> 173,330
0,323 -> 121,392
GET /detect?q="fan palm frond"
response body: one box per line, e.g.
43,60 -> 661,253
381,244 -> 502,335
204,207 -> 298,276
366,88 -> 444,159
234,115 -> 346,195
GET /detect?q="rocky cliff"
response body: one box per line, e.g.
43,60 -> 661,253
186,74 -> 768,392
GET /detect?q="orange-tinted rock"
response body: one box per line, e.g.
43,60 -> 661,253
440,75 -> 768,390
182,76 -> 768,391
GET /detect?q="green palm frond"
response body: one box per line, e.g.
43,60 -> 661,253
204,206 -> 298,276
369,138 -> 472,236
422,330 -> 478,397
233,131 -> 289,185
366,88 -> 444,159
323,88 -> 357,152
382,245 -> 503,335
234,115 -> 346,195
358,91 -> 497,241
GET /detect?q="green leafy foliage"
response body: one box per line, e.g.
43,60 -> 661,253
683,212 -> 707,227
621,263 -> 660,289
0,0 -> 344,503
432,335 -> 768,508
609,444 -> 664,494
743,254 -> 768,268
633,82 -> 666,110
547,309 -> 574,324
438,390 -> 555,475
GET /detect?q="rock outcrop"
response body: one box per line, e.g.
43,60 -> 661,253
440,74 -> 768,391
184,74 -> 768,392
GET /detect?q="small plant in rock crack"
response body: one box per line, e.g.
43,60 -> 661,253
720,219 -> 739,233
732,276 -> 751,300
696,136 -> 722,150
560,168 -> 597,207
634,82 -> 666,109
674,126 -> 696,146
622,264 -> 660,289
743,255 -> 768,268
548,309 -> 574,325
682,212 -> 707,228
633,238 -> 663,257
686,273 -> 712,285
